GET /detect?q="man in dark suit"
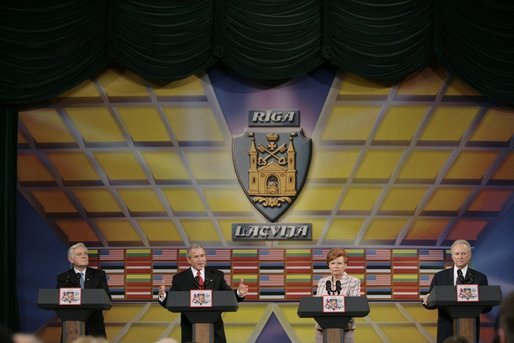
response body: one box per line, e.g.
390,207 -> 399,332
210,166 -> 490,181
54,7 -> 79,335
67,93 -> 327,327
56,242 -> 111,338
158,244 -> 248,343
422,239 -> 490,343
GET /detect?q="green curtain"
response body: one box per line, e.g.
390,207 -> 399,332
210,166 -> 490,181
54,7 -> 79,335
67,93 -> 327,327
1,0 -> 513,105
0,107 -> 19,332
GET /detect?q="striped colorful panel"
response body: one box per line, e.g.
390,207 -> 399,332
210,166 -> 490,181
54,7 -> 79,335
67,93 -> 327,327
285,285 -> 311,300
126,260 -> 152,273
285,249 -> 311,259
109,287 -> 125,299
259,274 -> 284,287
392,274 -> 418,286
126,249 -> 151,259
125,286 -> 152,299
347,249 -> 365,259
366,287 -> 392,299
232,260 -> 258,273
392,260 -> 419,273
366,274 -> 391,286
419,249 -> 444,261
419,274 -> 433,287
312,248 -> 331,260
366,261 -> 391,273
312,274 -> 324,286
88,249 -> 99,267
393,286 -> 419,299
392,249 -> 418,260
233,249 -> 258,259
420,287 -> 431,295
206,249 -> 231,261
259,249 -> 284,260
347,259 -> 365,274
100,261 -> 124,273
107,273 -> 125,287
152,274 -> 172,287
152,261 -> 177,273
207,261 -> 231,273
285,274 -> 311,285
366,249 -> 391,260
178,249 -> 189,267
152,249 -> 177,261
231,274 -> 258,284
259,261 -> 284,273
259,287 -> 285,300
419,261 -> 445,274
286,261 -> 312,273
312,261 -> 329,273
99,249 -> 124,261
126,274 -> 152,285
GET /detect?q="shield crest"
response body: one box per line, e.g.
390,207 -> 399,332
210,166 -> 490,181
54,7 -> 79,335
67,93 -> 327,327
233,130 -> 312,222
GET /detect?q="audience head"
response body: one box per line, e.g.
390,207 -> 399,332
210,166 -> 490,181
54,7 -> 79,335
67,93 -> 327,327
13,333 -> 44,343
155,338 -> 178,343
0,325 -> 13,343
71,336 -> 108,343
450,239 -> 472,269
442,335 -> 470,343
498,291 -> 514,343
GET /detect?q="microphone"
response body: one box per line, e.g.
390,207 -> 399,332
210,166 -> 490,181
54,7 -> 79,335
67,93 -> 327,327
325,280 -> 332,295
335,280 -> 342,295
194,276 -> 200,289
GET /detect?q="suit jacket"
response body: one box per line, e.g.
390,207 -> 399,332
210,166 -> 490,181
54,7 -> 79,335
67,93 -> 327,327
426,267 -> 489,343
57,267 -> 111,338
159,267 -> 244,343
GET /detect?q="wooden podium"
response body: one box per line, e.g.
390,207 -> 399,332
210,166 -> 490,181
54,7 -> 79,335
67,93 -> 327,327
37,289 -> 111,343
427,285 -> 502,343
166,290 -> 238,343
297,296 -> 370,343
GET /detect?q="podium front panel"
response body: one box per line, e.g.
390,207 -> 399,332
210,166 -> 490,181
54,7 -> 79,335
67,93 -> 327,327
166,290 -> 238,312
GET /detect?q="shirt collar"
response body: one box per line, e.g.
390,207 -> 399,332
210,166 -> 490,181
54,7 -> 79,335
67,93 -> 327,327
191,268 -> 204,278
453,265 -> 469,284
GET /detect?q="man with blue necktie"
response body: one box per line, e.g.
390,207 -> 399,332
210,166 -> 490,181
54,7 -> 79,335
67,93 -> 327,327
56,242 -> 111,338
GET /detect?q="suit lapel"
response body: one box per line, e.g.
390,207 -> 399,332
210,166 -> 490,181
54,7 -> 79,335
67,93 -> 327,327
84,268 -> 91,288
446,268 -> 454,285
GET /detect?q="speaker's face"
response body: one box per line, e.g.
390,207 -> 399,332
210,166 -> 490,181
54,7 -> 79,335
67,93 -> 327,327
328,255 -> 347,279
69,246 -> 89,269
187,247 -> 207,271
451,243 -> 471,269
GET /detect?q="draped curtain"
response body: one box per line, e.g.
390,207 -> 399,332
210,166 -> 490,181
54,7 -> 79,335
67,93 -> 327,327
0,0 -> 513,330
0,0 -> 513,104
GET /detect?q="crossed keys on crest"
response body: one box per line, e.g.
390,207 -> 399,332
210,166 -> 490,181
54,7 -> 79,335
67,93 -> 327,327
257,142 -> 287,165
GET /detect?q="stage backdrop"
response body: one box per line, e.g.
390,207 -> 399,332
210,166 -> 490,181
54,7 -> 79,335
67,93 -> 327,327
16,65 -> 514,342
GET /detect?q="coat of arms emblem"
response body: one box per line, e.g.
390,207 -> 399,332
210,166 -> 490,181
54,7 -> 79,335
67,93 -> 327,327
233,130 -> 311,222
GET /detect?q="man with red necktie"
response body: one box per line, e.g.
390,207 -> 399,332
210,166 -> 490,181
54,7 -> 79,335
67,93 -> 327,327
159,244 -> 248,343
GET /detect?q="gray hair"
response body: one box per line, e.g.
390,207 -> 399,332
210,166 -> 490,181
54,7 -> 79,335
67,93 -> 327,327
450,239 -> 472,252
68,242 -> 88,259
187,243 -> 205,257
